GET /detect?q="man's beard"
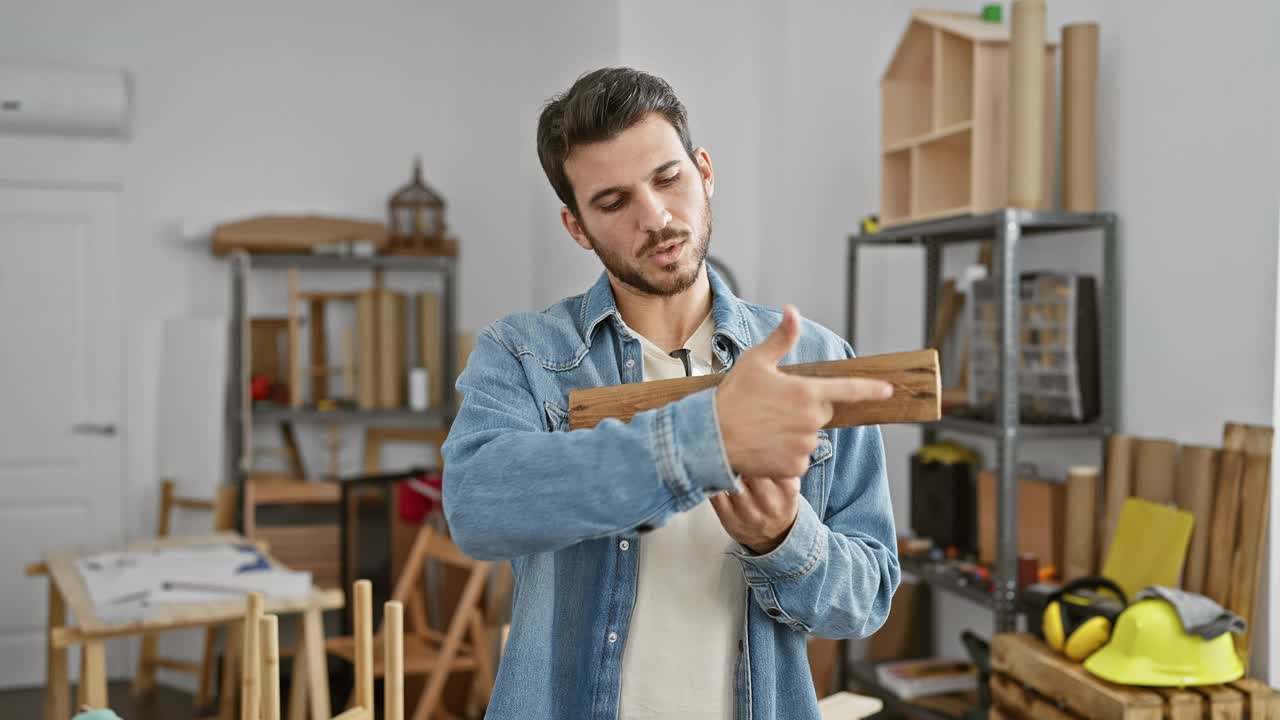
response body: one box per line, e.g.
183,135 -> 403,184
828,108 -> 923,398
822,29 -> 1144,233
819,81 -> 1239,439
584,193 -> 713,298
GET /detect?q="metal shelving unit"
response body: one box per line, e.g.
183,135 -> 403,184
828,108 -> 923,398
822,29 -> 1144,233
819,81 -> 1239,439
226,251 -> 458,506
846,208 -> 1119,632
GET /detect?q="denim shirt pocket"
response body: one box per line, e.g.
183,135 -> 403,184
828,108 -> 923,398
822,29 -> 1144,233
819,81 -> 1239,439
803,430 -> 834,518
543,401 -> 569,432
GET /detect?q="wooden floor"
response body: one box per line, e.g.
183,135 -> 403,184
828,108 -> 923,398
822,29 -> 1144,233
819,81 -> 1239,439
0,681 -> 203,719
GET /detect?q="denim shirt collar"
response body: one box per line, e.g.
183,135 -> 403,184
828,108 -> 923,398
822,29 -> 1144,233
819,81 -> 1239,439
579,264 -> 754,356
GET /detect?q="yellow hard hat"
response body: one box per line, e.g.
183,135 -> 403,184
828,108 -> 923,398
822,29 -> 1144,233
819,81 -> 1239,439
1084,598 -> 1243,687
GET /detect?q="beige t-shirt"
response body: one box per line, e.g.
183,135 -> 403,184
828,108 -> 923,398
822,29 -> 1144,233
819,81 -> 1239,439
617,312 -> 744,720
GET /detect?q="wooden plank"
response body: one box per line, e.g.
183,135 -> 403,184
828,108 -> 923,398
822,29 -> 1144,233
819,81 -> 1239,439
1102,434 -> 1135,563
568,349 -> 941,431
211,215 -> 389,256
377,290 -> 407,409
1192,684 -> 1246,720
1132,438 -> 1179,505
1228,423 -> 1273,666
991,673 -> 1085,720
356,289 -> 378,410
1230,678 -> 1280,719
288,268 -> 303,407
1150,687 -> 1203,720
1206,449 -> 1245,607
418,292 -> 443,408
250,481 -> 341,504
309,298 -> 328,400
1175,444 -> 1219,593
992,633 -> 1162,720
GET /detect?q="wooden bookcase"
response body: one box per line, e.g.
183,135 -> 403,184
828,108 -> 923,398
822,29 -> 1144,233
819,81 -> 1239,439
880,12 -> 1057,227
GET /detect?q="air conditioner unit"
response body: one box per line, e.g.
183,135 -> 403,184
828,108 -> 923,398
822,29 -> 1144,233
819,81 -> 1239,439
0,61 -> 131,138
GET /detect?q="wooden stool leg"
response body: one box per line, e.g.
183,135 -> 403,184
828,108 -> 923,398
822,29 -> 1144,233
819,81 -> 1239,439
44,582 -> 69,720
81,641 -> 107,709
287,646 -> 309,720
242,593 -> 264,720
385,601 -> 404,720
469,612 -> 495,699
195,625 -> 220,708
133,633 -> 159,695
300,608 -> 331,720
261,615 -> 281,720
353,580 -> 374,712
219,620 -> 242,720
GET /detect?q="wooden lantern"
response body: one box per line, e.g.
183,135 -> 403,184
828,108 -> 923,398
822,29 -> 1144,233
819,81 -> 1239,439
387,156 -> 456,256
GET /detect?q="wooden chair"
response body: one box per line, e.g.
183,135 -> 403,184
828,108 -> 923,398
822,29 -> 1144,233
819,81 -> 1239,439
325,525 -> 494,720
245,580 -> 404,720
243,480 -> 343,590
133,479 -> 238,706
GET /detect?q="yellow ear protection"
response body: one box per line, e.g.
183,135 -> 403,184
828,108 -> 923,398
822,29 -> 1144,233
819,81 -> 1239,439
1042,576 -> 1127,662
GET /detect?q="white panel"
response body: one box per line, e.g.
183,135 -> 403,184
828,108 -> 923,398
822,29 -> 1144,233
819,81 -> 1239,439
0,214 -> 85,464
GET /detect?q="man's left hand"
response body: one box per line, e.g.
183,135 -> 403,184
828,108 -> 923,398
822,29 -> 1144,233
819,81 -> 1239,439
710,476 -> 801,554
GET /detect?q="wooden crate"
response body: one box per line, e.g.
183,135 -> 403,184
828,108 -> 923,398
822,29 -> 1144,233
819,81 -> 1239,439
991,634 -> 1280,720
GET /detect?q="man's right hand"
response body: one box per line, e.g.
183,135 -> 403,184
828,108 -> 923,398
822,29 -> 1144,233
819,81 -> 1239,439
716,305 -> 894,478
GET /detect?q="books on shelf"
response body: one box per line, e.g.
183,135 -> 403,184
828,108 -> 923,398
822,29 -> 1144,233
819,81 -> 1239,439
875,658 -> 977,700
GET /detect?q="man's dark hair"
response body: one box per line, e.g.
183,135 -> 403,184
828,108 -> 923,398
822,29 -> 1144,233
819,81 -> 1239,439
537,67 -> 696,218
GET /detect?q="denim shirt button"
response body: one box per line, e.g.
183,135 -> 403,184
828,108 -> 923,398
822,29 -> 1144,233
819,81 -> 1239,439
618,540 -> 630,551
625,358 -> 635,369
608,632 -> 619,643
766,608 -> 782,618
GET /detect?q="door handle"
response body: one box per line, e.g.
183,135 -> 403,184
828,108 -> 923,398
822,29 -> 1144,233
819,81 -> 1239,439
72,423 -> 117,437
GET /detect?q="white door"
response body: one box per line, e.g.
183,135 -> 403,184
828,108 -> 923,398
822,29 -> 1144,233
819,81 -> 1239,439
0,184 -> 125,688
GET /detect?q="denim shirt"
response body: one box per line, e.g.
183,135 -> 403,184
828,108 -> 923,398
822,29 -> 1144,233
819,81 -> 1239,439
442,267 -> 899,720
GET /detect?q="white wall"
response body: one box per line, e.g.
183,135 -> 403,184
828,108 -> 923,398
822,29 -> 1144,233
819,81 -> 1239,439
0,0 -> 566,543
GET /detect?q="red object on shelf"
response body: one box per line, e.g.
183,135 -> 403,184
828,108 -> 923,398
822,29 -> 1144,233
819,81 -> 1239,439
251,374 -> 273,401
1018,553 -> 1039,588
398,473 -> 443,522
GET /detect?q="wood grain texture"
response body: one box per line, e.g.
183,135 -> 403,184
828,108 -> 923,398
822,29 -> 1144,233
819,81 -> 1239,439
1175,445 -> 1219,594
990,673 -> 1087,720
1132,438 -> 1179,505
568,349 -> 940,431
1226,424 -> 1273,667
211,215 -> 389,256
1206,449 -> 1245,607
1101,434 -> 1135,563
991,633 -> 1163,720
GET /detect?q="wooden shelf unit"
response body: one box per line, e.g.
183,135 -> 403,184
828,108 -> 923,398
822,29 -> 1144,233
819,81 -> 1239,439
880,12 -> 1057,227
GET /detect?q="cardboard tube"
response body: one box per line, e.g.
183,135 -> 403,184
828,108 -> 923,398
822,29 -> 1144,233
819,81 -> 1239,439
1133,438 -> 1179,505
1064,466 -> 1099,580
1174,445 -> 1218,594
1008,0 -> 1047,208
1061,22 -> 1099,211
1101,434 -> 1134,561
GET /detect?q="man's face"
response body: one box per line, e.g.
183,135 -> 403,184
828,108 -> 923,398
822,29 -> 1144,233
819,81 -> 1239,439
561,113 -> 714,297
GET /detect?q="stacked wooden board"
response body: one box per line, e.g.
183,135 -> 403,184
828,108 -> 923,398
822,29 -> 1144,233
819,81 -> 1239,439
1093,423 -> 1273,667
991,633 -> 1280,720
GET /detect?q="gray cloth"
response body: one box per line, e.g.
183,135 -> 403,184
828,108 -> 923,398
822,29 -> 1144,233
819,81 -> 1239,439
1135,586 -> 1247,640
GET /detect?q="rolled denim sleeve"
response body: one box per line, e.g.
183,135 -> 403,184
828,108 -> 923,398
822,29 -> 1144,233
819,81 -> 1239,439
442,326 -> 737,561
730,342 -> 900,639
